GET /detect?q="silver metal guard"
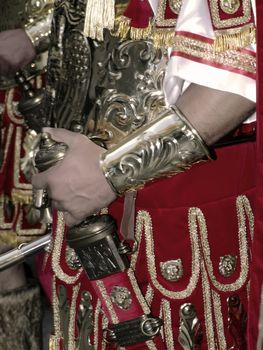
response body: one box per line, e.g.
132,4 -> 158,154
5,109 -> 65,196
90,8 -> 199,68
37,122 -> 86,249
100,106 -> 213,195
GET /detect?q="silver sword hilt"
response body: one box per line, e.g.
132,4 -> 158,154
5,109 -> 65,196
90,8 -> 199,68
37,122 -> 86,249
33,131 -> 68,223
0,133 -> 66,271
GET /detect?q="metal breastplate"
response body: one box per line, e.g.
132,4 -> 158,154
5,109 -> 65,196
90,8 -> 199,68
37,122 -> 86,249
45,0 -> 168,147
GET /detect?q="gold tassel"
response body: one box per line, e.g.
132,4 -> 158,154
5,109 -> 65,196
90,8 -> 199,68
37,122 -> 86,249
84,0 -> 115,41
214,24 -> 256,52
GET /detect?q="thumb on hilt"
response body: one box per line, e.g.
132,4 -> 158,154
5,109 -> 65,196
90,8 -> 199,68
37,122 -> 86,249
42,127 -> 78,146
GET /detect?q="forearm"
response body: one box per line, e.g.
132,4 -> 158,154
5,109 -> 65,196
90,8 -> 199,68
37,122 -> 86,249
101,85 -> 256,195
176,83 -> 256,146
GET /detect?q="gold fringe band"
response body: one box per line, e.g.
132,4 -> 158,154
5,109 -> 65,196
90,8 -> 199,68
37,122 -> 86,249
11,189 -> 32,205
113,16 -> 175,48
114,15 -> 131,39
214,24 -> 256,52
152,28 -> 175,49
130,24 -> 153,41
84,0 -> 115,41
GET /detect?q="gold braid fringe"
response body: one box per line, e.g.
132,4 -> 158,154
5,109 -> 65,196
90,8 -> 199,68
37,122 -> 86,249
113,15 -> 176,48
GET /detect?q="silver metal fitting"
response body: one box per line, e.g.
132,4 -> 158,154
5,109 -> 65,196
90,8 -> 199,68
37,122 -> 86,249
101,106 -> 214,195
25,11 -> 53,54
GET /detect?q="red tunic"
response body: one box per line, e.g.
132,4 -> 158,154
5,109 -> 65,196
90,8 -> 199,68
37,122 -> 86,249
247,1 -> 263,349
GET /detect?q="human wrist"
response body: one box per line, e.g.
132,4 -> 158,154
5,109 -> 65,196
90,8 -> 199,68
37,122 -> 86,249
100,106 -> 214,196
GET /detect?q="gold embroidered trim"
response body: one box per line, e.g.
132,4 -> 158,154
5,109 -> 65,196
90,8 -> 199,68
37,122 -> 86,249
0,230 -> 18,246
161,299 -> 175,350
68,284 -> 80,350
240,195 -> 254,240
145,284 -> 154,306
51,211 -> 83,284
209,0 -> 252,28
100,207 -> 109,215
131,210 -> 201,299
201,261 -> 216,349
168,0 -> 182,14
5,88 -> 24,125
94,300 -> 101,350
145,340 -> 158,350
159,303 -> 164,341
95,280 -> 119,324
0,124 -> 13,172
14,127 -> 32,190
16,205 -> 46,237
195,199 -> 250,292
173,35 -> 256,76
156,0 -> 180,27
52,276 -> 62,338
212,290 -> 227,350
102,314 -> 108,350
127,268 -> 151,314
11,188 -> 32,204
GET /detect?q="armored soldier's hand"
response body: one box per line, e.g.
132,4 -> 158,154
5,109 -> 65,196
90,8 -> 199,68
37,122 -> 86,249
32,128 -> 117,227
0,29 -> 36,77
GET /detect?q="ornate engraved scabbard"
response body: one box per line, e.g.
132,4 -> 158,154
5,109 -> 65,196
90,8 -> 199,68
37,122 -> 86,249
67,214 -> 163,347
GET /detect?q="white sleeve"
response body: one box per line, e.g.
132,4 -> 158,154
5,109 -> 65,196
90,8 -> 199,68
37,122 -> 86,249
164,0 -> 256,105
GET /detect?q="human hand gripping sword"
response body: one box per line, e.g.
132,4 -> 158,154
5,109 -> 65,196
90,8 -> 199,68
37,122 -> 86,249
0,132 -> 65,271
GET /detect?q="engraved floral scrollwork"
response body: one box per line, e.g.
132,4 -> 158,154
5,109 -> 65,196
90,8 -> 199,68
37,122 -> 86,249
227,295 -> 247,349
178,303 -> 203,349
65,245 -> 82,270
21,129 -> 41,182
77,291 -> 94,350
86,39 -> 167,147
